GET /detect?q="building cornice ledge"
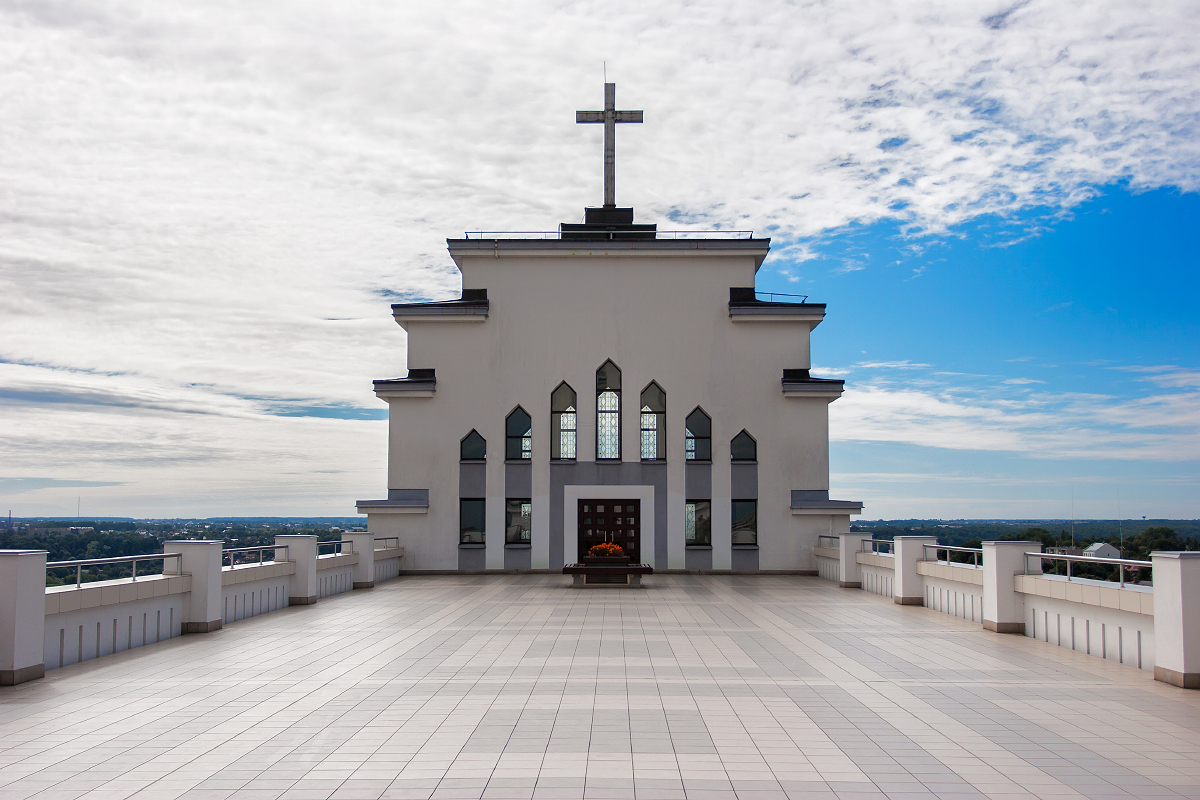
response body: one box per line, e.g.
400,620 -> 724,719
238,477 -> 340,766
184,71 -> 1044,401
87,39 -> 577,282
446,238 -> 772,269
374,370 -> 436,399
781,369 -> 845,401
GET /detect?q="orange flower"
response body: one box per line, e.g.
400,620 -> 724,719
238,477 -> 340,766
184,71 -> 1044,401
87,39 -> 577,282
588,542 -> 625,558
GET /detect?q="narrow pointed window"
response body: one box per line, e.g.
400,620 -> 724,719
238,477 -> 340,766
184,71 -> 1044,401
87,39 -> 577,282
640,382 -> 666,460
596,360 -> 621,460
506,407 -> 532,460
460,430 -> 486,461
685,408 -> 711,461
731,430 -> 757,462
551,383 -> 577,460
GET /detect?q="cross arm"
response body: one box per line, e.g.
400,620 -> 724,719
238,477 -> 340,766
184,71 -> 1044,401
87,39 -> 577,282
576,111 -> 604,123
614,110 -> 643,123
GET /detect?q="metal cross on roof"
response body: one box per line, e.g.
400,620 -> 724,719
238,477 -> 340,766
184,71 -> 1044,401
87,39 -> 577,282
576,83 -> 643,208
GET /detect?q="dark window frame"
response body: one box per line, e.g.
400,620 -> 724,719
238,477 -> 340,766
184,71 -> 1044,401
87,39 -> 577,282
460,430 -> 486,462
730,430 -> 757,462
459,498 -> 486,544
551,382 -> 577,461
596,360 -> 622,461
639,382 -> 666,461
506,407 -> 532,461
685,407 -> 712,462
504,498 -> 532,544
685,499 -> 712,547
731,499 -> 757,546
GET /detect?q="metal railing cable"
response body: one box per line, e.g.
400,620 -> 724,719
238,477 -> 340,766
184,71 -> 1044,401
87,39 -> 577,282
223,545 -> 287,569
923,544 -> 983,568
1025,552 -> 1152,588
46,553 -> 183,588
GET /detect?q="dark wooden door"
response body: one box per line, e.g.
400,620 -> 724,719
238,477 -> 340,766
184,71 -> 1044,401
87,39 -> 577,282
578,499 -> 641,563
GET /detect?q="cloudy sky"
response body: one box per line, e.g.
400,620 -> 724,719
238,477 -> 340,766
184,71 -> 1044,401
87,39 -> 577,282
2,0 -> 1198,519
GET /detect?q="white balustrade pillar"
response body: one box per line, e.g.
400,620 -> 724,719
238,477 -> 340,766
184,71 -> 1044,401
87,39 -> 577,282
893,536 -> 937,606
276,535 -> 318,605
1152,551 -> 1200,689
982,540 -> 1040,634
838,533 -> 873,588
164,540 -> 223,633
0,550 -> 47,685
342,533 -> 375,589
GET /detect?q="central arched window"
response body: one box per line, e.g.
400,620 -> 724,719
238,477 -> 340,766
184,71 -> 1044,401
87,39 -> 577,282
685,408 -> 711,461
640,382 -> 666,460
506,407 -> 532,460
731,430 -> 757,461
460,430 -> 486,461
596,360 -> 621,460
551,382 -> 577,460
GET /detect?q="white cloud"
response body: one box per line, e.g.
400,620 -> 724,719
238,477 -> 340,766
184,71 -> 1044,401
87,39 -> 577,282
1,0 -> 1198,512
1003,377 -> 1045,384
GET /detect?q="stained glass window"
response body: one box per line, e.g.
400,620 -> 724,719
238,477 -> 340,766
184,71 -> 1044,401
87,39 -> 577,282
685,408 -> 711,461
551,383 -> 577,460
598,390 -> 619,458
596,361 -> 621,460
685,500 -> 712,546
640,383 -> 665,460
506,407 -> 532,460
731,430 -> 757,461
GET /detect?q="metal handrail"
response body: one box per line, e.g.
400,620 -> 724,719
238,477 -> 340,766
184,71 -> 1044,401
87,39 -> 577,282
755,291 -> 810,303
46,553 -> 182,588
374,537 -> 400,551
317,540 -> 352,556
1025,552 -> 1152,589
816,535 -> 840,549
461,230 -> 755,240
223,545 -> 287,569
923,544 -> 983,568
861,539 -> 893,555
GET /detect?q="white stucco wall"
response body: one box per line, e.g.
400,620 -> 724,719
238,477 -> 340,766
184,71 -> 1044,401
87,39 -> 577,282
368,243 -> 854,570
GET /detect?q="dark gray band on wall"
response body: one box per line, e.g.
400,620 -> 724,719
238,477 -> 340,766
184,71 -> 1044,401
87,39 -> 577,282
549,462 -> 668,569
387,489 -> 429,504
731,464 -> 757,499
460,464 -> 486,498
685,463 -> 712,499
505,463 -> 532,498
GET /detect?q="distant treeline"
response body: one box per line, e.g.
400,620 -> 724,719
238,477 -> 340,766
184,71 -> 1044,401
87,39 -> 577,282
853,519 -> 1198,562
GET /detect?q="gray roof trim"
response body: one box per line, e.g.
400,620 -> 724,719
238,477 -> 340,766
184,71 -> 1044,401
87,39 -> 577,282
392,304 -> 488,319
447,238 -> 773,269
790,499 -> 865,511
356,498 -> 429,509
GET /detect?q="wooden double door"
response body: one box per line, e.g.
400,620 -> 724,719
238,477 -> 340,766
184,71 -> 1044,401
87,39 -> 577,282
578,499 -> 641,563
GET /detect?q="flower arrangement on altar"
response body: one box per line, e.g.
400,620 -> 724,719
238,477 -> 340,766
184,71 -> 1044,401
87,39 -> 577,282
588,542 -> 625,558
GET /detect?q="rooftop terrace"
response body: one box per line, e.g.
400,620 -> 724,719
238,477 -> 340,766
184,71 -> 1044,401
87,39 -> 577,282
3,573 -> 1198,800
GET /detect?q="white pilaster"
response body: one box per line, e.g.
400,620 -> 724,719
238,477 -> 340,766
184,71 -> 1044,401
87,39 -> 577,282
1152,551 -> 1200,689
892,536 -> 937,605
982,540 -> 1040,633
164,540 -> 223,632
0,550 -> 47,686
275,535 -> 318,605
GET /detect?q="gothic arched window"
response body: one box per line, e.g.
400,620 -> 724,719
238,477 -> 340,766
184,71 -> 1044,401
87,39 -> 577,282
731,430 -> 757,462
596,360 -> 622,460
640,382 -> 666,460
551,382 -> 577,460
506,407 -> 532,460
460,429 -> 486,461
685,408 -> 711,461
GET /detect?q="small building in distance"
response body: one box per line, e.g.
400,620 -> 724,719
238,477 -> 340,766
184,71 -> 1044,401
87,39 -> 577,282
1084,542 -> 1121,559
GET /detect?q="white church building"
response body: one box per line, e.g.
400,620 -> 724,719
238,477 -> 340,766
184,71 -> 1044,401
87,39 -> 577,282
357,84 -> 862,572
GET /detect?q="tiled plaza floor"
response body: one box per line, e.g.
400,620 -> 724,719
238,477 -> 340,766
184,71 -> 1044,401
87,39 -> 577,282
2,574 -> 1199,800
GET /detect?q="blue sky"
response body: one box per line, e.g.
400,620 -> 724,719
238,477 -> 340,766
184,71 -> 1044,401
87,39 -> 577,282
757,186 -> 1200,519
0,0 -> 1197,518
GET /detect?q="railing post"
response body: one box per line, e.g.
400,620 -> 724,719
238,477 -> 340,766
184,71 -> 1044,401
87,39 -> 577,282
164,540 -> 223,634
276,535 -> 318,605
893,536 -> 937,606
342,533 -> 375,589
0,550 -> 47,685
982,541 -> 1041,634
1152,551 -> 1200,689
838,533 -> 872,588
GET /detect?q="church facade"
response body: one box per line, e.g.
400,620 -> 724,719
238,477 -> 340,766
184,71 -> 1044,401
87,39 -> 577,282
357,85 -> 861,572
